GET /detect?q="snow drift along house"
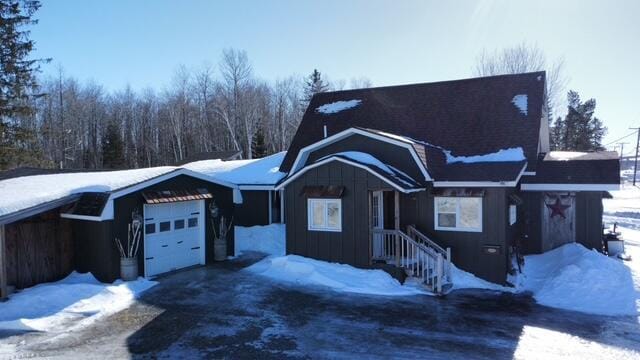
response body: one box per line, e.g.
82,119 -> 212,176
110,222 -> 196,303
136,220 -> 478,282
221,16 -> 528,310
0,153 -> 285,299
275,72 -> 620,289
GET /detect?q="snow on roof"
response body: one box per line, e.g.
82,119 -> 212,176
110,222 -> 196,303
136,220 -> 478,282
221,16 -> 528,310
544,151 -> 618,161
184,152 -> 286,186
316,99 -> 362,114
445,147 -> 526,164
511,94 -> 528,115
374,130 -> 416,144
320,151 -> 418,187
0,153 -> 287,220
0,167 -> 176,219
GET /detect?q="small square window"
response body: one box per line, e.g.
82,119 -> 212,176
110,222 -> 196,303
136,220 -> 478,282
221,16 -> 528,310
145,223 -> 156,234
307,199 -> 341,232
188,218 -> 198,228
434,196 -> 482,232
174,219 -> 185,230
159,221 -> 171,232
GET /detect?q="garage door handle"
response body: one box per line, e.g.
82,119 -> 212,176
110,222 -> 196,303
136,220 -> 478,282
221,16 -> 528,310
162,245 -> 168,248
191,212 -> 200,215
191,246 -> 200,250
177,241 -> 183,244
145,218 -> 154,221
145,257 -> 154,260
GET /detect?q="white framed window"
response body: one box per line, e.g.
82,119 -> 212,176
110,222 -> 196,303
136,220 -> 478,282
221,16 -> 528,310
307,198 -> 342,232
434,197 -> 482,232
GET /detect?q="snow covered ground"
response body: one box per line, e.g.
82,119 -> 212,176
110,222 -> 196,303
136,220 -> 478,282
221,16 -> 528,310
247,255 -> 425,296
235,223 -> 286,256
0,272 -> 156,333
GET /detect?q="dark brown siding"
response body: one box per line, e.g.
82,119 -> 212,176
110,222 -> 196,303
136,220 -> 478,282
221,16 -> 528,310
235,190 -> 270,226
72,219 -> 117,282
285,161 -> 392,268
5,209 -> 74,289
520,192 -> 543,254
113,175 -> 235,280
575,192 -> 604,251
520,191 -> 604,254
305,133 -> 426,184
400,188 -> 511,284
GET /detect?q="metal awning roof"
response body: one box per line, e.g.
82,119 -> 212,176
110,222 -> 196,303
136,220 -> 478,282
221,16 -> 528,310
142,188 -> 213,204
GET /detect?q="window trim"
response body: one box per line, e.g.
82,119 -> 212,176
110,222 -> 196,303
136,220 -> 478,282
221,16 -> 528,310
307,198 -> 342,232
434,196 -> 483,233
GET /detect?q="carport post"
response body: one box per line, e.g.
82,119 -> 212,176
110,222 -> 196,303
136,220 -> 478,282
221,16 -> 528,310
0,224 -> 7,301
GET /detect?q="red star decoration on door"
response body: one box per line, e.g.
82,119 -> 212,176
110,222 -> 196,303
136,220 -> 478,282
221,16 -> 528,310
546,197 -> 571,219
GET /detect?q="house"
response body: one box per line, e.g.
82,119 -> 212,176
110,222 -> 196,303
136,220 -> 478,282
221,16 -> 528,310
275,72 -> 620,289
0,153 -> 286,299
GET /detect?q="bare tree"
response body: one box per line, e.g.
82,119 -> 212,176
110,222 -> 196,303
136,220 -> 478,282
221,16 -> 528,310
474,42 -> 568,117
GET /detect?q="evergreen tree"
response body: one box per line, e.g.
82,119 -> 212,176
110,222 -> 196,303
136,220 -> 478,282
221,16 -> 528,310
551,90 -> 607,151
101,121 -> 125,169
0,0 -> 48,169
303,69 -> 329,103
251,126 -> 268,158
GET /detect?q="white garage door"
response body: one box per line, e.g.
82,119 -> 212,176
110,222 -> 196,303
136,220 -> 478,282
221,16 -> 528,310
143,200 -> 205,277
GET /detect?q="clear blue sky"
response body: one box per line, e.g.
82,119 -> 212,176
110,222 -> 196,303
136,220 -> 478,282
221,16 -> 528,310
31,0 -> 640,150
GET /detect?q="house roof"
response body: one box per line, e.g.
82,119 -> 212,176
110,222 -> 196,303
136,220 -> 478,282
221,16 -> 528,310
0,153 -> 286,225
174,150 -> 242,165
281,72 -> 546,174
522,151 -> 620,187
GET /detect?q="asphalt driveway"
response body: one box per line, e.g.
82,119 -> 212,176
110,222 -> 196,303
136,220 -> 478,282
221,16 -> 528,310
0,254 -> 639,359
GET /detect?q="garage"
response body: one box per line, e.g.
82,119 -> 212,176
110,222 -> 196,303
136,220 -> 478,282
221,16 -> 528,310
143,199 -> 206,277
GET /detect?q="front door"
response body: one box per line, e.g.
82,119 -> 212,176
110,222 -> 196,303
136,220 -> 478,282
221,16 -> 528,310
371,191 -> 384,259
542,193 -> 576,251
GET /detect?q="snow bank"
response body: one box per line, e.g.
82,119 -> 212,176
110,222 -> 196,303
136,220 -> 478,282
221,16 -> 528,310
248,255 -> 425,296
235,223 -> 285,256
451,265 -> 511,292
0,167 -> 176,218
517,243 -> 638,316
316,99 -> 362,114
511,94 -> 528,115
0,272 -> 156,332
445,147 -> 526,164
184,152 -> 286,185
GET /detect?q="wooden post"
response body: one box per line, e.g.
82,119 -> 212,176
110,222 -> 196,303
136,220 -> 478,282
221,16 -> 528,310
368,191 -> 372,265
394,191 -> 400,230
0,224 -> 7,301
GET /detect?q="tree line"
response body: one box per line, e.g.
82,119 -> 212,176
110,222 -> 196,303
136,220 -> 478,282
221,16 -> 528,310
1,2 -> 607,171
6,49 -> 368,169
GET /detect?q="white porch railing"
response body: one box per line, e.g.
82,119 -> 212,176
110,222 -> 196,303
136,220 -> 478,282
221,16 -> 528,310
407,225 -> 452,283
372,228 -> 451,294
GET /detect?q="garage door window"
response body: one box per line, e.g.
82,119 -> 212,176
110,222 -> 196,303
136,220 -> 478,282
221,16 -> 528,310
159,221 -> 171,232
174,219 -> 185,230
145,223 -> 156,234
188,218 -> 198,228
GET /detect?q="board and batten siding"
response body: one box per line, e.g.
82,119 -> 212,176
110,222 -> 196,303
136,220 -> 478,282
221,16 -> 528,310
520,191 -> 604,255
234,190 -> 270,226
399,188 -> 512,284
285,161 -> 393,268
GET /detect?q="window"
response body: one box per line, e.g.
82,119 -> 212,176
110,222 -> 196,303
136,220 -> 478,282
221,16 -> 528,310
174,219 -> 185,230
307,198 -> 342,232
434,197 -> 482,232
188,217 -> 198,228
145,223 -> 156,234
159,221 -> 171,232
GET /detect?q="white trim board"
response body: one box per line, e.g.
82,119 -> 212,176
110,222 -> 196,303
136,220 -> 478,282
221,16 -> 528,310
275,156 -> 425,194
60,213 -> 104,222
289,127 -> 433,182
432,163 -> 527,188
520,183 -> 620,191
